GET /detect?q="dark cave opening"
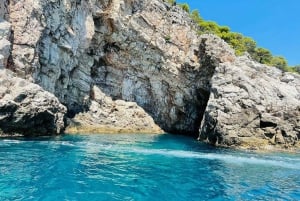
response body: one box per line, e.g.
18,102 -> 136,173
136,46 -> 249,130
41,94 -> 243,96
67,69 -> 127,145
260,120 -> 277,128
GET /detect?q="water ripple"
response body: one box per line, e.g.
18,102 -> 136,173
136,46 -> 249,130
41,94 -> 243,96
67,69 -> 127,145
125,148 -> 300,170
0,134 -> 299,201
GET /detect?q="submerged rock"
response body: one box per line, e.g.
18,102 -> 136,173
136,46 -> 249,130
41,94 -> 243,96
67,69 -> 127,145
0,69 -> 66,136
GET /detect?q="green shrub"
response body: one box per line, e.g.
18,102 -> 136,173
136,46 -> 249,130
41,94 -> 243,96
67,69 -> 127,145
190,10 -> 203,24
165,35 -> 171,42
179,3 -> 190,13
167,0 -> 176,5
294,65 -> 300,73
270,56 -> 288,70
176,2 -> 298,73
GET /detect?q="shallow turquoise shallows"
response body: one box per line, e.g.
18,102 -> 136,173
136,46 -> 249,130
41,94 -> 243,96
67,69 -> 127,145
0,134 -> 300,201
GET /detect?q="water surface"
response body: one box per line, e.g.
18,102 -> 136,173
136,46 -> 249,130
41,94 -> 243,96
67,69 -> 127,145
0,134 -> 299,200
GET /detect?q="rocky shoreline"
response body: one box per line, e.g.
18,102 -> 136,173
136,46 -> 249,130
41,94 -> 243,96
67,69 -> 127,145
0,0 -> 299,151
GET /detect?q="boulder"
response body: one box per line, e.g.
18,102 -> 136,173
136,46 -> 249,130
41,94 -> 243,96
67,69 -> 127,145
0,69 -> 67,136
66,86 -> 163,134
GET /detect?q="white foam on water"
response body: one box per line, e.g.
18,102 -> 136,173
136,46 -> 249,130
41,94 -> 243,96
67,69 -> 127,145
60,141 -> 76,147
1,137 -> 299,170
1,139 -> 23,144
129,148 -> 300,170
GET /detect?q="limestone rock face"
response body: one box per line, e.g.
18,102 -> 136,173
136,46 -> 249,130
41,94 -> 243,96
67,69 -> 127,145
0,19 -> 11,69
199,39 -> 300,149
87,0 -> 210,135
6,0 -> 214,135
0,69 -> 67,136
2,0 -> 300,149
0,0 -> 9,19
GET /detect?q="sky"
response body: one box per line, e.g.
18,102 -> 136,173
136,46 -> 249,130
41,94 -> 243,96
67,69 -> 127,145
182,0 -> 300,66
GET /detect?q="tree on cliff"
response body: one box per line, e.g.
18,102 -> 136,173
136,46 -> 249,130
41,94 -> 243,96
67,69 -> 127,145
179,3 -> 190,13
167,0 -> 176,5
295,65 -> 300,73
179,2 -> 298,73
252,48 -> 272,64
190,10 -> 202,24
270,56 -> 288,70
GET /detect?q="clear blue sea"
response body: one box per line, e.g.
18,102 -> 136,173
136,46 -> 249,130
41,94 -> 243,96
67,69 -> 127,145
0,134 -> 299,201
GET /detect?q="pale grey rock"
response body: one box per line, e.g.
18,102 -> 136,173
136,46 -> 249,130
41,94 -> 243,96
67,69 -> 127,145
0,69 -> 67,136
66,86 -> 163,134
7,0 -> 208,135
3,0 -> 300,149
199,37 -> 300,148
0,19 -> 10,40
0,19 -> 11,69
0,0 -> 9,20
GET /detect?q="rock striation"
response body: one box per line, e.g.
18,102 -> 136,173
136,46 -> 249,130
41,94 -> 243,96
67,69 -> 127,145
0,19 -> 10,69
198,36 -> 300,149
0,0 -> 299,149
5,0 -> 211,136
0,69 -> 66,136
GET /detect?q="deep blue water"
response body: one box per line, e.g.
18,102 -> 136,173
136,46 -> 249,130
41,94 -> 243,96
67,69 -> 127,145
0,134 -> 299,201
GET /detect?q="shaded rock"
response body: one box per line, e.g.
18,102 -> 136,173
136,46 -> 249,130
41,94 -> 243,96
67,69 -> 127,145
0,19 -> 11,69
0,69 -> 67,136
0,0 -> 9,20
275,130 -> 285,144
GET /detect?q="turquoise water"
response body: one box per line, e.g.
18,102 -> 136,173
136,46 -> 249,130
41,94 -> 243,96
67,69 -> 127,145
0,134 -> 299,201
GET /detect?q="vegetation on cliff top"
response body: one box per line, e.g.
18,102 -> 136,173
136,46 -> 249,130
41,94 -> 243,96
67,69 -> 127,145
167,0 -> 299,74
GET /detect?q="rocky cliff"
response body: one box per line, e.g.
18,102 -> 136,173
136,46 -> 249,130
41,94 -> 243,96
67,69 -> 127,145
0,0 -> 299,150
198,38 -> 300,149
